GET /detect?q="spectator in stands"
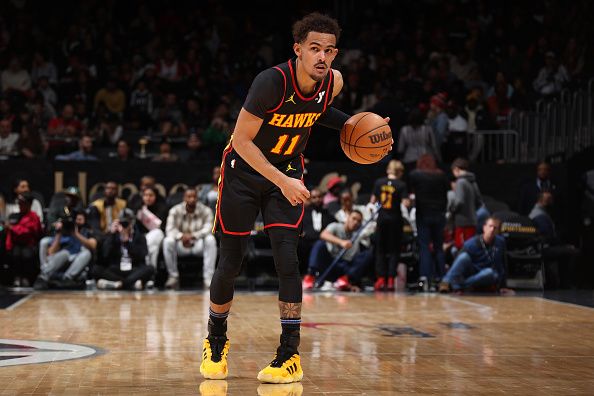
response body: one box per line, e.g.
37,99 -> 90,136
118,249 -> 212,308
302,210 -> 373,292
439,216 -> 508,293
298,187 -> 334,275
181,97 -> 207,135
486,81 -> 512,128
533,51 -> 569,97
529,191 -> 579,288
397,108 -> 440,168
335,190 -> 370,224
92,208 -> 154,290
449,158 -> 483,249
151,139 -> 179,162
96,113 -> 124,145
409,154 -> 449,287
128,79 -> 153,130
1,57 -> 31,94
16,123 -> 46,159
444,101 -> 469,162
88,181 -> 127,234
152,93 -> 183,130
34,210 -> 96,290
5,178 -> 44,222
36,76 -> 58,109
197,165 -> 221,214
163,188 -> 216,289
5,192 -> 42,287
31,51 -> 58,85
93,78 -> 126,117
323,175 -> 345,216
55,135 -> 98,161
156,49 -> 183,83
518,161 -> 558,216
127,176 -> 164,212
0,119 -> 18,156
185,133 -> 209,161
134,186 -> 167,271
427,92 -> 449,151
113,139 -> 134,161
47,104 -> 84,137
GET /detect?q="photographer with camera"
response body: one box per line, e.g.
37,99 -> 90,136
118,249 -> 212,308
92,209 -> 154,290
33,211 -> 97,290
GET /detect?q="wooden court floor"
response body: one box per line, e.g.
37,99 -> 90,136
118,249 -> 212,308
1,291 -> 594,395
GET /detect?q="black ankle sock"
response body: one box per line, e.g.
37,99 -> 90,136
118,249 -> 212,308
280,317 -> 301,353
208,308 -> 229,337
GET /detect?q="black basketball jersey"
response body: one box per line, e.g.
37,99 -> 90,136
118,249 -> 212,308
241,59 -> 334,164
372,176 -> 408,217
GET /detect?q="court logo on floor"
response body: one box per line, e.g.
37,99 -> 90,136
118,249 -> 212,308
0,339 -> 98,367
378,326 -> 434,338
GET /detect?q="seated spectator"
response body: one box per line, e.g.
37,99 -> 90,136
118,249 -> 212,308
529,192 -> 579,288
0,119 -> 18,156
197,165 -> 221,214
31,51 -> 58,85
55,135 -> 98,161
93,78 -> 126,117
184,133 -> 209,161
302,210 -> 373,292
439,216 -> 508,293
127,176 -> 164,212
92,209 -> 154,290
334,190 -> 370,224
47,104 -> 84,137
1,57 -> 31,94
5,178 -> 44,223
113,139 -> 134,161
163,188 -> 216,289
128,79 -> 153,130
298,187 -> 334,274
37,76 -> 58,108
5,192 -> 43,287
34,210 -> 97,290
16,123 -> 47,159
518,161 -> 558,216
152,93 -> 183,130
134,186 -> 168,271
96,114 -> 124,145
322,176 -> 344,215
151,139 -> 179,162
181,97 -> 207,135
449,158 -> 483,249
532,51 -> 569,97
88,181 -> 127,235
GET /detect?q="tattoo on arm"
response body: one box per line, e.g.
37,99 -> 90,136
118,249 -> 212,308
279,301 -> 302,319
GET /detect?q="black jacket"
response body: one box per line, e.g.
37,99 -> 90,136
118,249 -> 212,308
99,231 -> 148,268
409,169 -> 449,216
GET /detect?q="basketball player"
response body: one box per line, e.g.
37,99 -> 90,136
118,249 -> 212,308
200,13 -> 391,383
370,160 -> 408,291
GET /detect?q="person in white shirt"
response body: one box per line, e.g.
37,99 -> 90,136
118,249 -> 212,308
163,188 -> 217,289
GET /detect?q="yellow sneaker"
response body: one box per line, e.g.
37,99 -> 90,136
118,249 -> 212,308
257,352 -> 303,384
199,380 -> 228,396
199,337 -> 230,380
257,382 -> 303,396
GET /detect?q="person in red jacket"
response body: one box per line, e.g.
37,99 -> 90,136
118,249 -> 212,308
5,192 -> 42,287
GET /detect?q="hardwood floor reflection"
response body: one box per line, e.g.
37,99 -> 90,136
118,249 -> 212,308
1,291 -> 593,395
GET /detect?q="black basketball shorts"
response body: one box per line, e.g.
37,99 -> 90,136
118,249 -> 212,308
213,147 -> 305,236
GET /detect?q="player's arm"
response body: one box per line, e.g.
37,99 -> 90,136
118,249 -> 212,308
234,69 -> 309,205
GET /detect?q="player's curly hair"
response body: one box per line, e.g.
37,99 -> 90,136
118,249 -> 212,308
292,12 -> 341,43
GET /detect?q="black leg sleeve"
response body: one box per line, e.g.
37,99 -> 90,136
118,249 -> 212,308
268,228 -> 302,303
209,234 -> 249,305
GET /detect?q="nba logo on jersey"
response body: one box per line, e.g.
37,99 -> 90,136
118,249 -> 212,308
316,91 -> 326,104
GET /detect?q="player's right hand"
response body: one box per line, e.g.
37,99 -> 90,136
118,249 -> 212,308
280,176 -> 310,206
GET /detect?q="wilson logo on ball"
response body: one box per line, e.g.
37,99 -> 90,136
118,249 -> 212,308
368,131 -> 391,144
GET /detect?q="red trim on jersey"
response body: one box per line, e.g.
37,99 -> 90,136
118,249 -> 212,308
322,69 -> 334,112
215,146 -> 252,236
264,155 -> 306,230
266,66 -> 287,114
288,59 -> 326,101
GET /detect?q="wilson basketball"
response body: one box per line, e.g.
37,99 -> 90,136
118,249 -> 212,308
340,112 -> 392,164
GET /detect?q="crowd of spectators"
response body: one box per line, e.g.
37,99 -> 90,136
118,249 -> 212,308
0,1 -> 590,162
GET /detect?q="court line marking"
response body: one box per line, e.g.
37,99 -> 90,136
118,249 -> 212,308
5,294 -> 34,311
535,296 -> 594,311
440,295 -> 493,311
